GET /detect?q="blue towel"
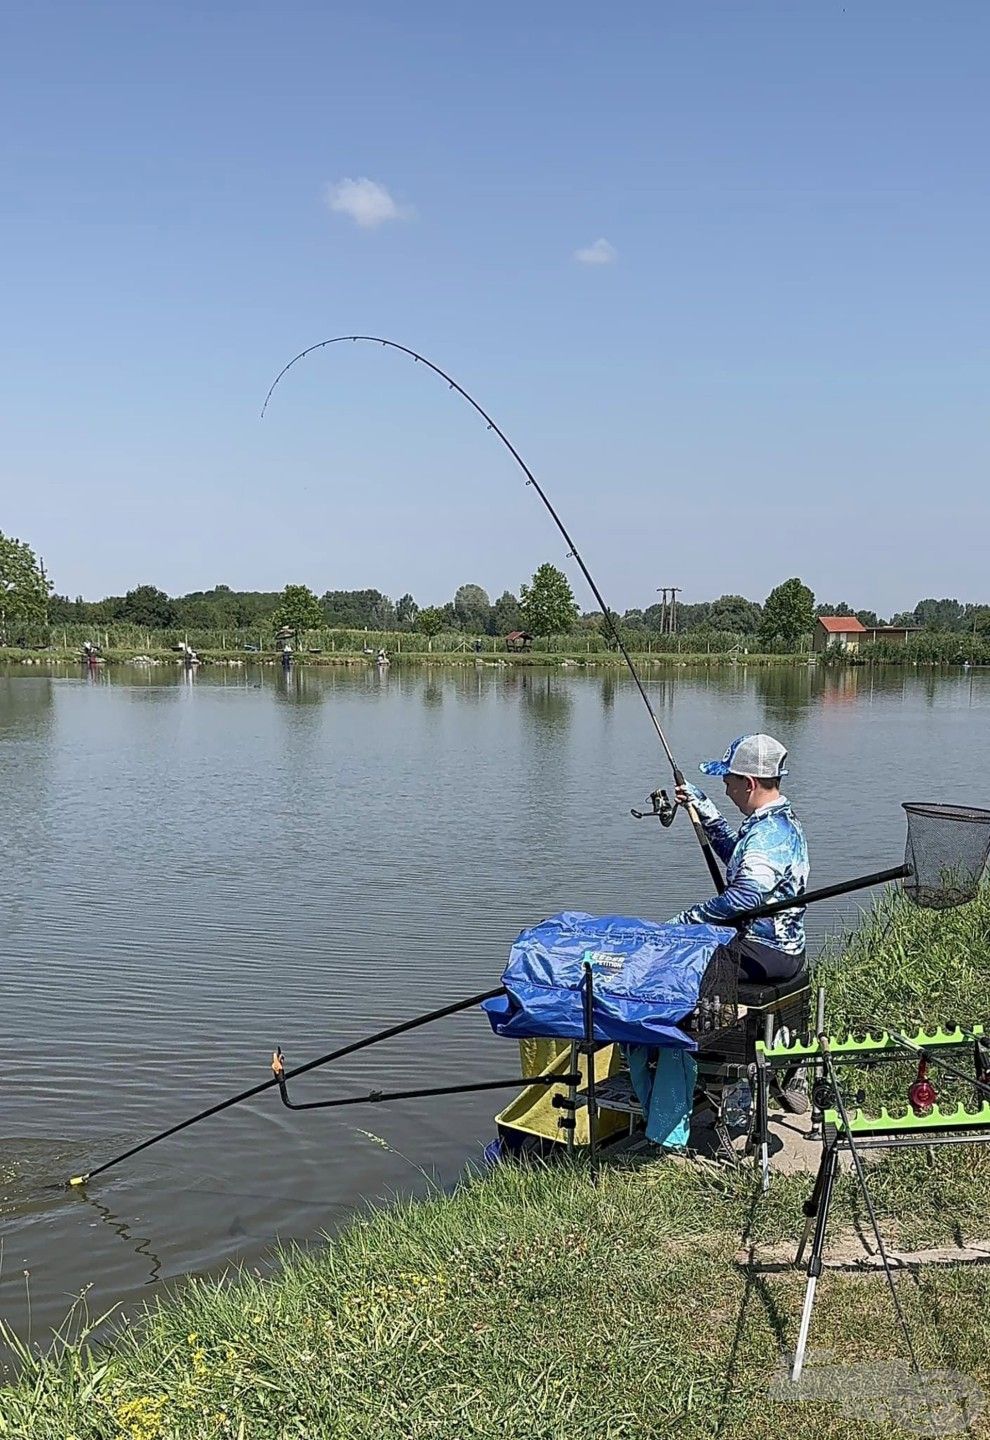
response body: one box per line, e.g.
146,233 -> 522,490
626,1045 -> 697,1148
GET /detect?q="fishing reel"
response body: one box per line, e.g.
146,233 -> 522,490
631,786 -> 677,826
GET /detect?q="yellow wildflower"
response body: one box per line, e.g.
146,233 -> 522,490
115,1393 -> 169,1440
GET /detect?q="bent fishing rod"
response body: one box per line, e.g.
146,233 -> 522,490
261,335 -> 724,893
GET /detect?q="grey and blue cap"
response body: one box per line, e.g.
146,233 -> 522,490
699,733 -> 789,779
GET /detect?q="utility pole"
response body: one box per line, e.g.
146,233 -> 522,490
657,587 -> 681,635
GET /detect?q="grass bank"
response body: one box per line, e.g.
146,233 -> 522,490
3,893 -> 990,1439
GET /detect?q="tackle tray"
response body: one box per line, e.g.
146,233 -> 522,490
699,970 -> 812,1066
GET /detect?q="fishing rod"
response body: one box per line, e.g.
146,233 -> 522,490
66,985 -> 503,1189
261,335 -> 724,893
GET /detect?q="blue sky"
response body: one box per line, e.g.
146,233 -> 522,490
2,2 -> 986,614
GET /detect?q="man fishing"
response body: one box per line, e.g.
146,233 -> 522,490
670,733 -> 809,982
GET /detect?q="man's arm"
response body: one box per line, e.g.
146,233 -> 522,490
676,783 -> 738,865
669,836 -> 778,929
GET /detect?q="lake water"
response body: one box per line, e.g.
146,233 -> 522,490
1,660 -> 987,1348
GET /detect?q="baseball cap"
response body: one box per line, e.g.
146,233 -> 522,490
699,733 -> 788,779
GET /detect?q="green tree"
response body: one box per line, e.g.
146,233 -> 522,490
417,606 -> 444,638
759,578 -> 815,649
453,583 -> 491,634
320,589 -> 394,627
914,598 -> 967,632
0,531 -> 52,640
519,563 -> 579,637
708,594 -> 763,634
117,584 -> 177,629
272,584 -> 324,634
395,593 -> 419,627
492,590 -> 523,634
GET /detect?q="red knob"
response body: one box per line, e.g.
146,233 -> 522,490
908,1076 -> 937,1116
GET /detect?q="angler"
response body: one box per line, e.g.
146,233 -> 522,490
669,732 -> 809,984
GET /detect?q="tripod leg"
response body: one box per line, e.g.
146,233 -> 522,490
792,1142 -> 839,1382
795,1143 -> 829,1268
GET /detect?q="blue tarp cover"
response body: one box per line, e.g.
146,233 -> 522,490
483,911 -> 736,1050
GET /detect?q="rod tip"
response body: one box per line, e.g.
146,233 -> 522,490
68,1175 -> 87,1188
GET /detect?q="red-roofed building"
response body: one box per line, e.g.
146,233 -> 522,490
813,616 -> 867,653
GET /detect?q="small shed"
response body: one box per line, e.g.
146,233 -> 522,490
863,625 -> 921,645
813,617 -> 867,653
505,630 -> 533,653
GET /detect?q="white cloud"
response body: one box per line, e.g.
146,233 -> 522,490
325,177 -> 411,229
574,237 -> 617,266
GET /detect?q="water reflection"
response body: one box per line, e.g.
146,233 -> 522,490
275,665 -> 323,705
820,667 -> 863,707
517,671 -> 573,732
70,1189 -> 163,1286
753,664 -> 816,730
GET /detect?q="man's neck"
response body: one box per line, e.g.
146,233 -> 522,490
745,790 -> 782,816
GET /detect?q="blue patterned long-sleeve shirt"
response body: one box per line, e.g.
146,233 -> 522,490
669,787 -> 809,954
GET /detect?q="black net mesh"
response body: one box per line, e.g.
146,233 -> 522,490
682,945 -> 740,1049
902,803 -> 990,909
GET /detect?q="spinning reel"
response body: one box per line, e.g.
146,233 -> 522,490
630,786 -> 678,826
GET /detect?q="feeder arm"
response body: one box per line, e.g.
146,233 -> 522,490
728,864 -> 911,928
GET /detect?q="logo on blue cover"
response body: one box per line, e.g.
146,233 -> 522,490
583,949 -> 625,972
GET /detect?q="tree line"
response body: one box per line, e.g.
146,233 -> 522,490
2,529 -> 989,648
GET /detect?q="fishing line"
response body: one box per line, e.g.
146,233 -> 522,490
261,335 -> 724,892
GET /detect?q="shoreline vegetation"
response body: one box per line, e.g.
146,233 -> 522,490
3,891 -> 989,1438
2,636 -> 986,671
5,645 -> 811,669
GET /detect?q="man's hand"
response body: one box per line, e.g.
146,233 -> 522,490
675,781 -> 704,807
675,781 -> 721,824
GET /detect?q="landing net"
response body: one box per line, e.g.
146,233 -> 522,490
902,803 -> 990,910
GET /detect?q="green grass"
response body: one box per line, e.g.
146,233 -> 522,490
3,892 -> 990,1439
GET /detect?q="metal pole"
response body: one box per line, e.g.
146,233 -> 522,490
811,986 -> 827,1138
583,963 -> 599,1164
760,1014 -> 774,1190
